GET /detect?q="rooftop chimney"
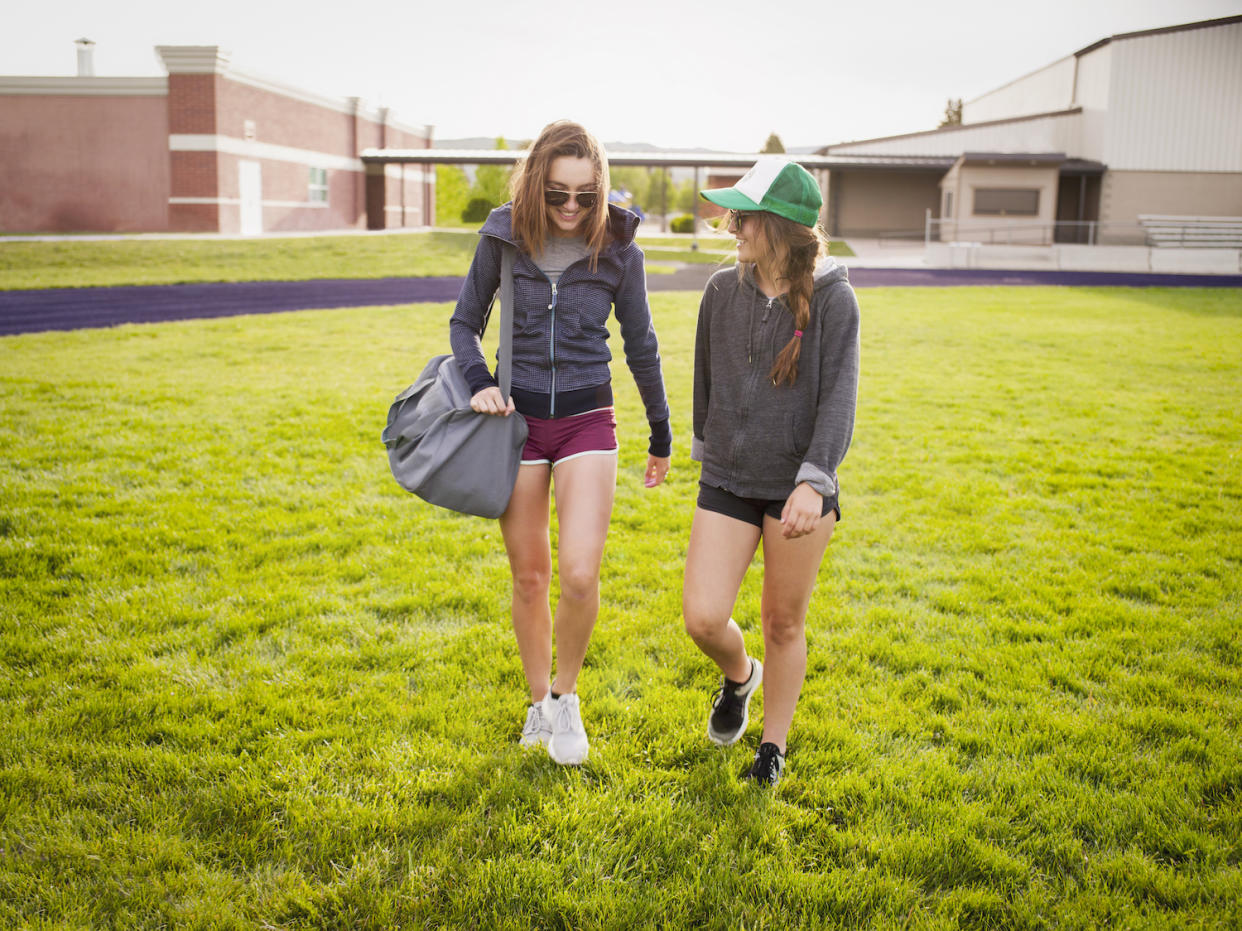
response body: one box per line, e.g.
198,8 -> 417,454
75,38 -> 95,76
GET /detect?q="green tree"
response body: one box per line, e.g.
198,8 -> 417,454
466,137 -> 514,218
939,98 -> 963,127
609,166 -> 650,211
761,132 -> 785,154
642,168 -> 675,217
673,178 -> 698,214
434,164 -> 470,227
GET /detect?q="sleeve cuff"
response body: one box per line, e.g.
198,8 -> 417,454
795,463 -> 837,499
463,363 -> 497,396
648,417 -> 672,458
690,435 -> 704,463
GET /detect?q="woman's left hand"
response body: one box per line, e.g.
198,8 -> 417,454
780,483 -> 823,538
644,455 -> 671,488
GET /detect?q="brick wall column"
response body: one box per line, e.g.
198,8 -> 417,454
158,46 -> 230,232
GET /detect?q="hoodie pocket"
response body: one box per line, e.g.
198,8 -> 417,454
728,408 -> 803,483
791,408 -> 811,459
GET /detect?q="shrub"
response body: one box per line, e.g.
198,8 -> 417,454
669,214 -> 697,234
462,197 -> 497,223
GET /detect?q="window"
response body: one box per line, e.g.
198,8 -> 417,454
973,188 -> 1039,216
309,167 -> 328,203
944,191 -> 953,218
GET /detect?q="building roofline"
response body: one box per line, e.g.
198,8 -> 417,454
360,149 -> 958,171
961,151 -> 1066,164
959,15 -> 1242,115
823,107 -> 1081,152
0,76 -> 167,96
1075,13 -> 1242,57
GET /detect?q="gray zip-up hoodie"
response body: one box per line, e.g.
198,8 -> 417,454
692,259 -> 859,502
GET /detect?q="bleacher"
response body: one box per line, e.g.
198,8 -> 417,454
1138,215 -> 1242,248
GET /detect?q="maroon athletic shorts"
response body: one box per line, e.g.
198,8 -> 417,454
521,407 -> 618,467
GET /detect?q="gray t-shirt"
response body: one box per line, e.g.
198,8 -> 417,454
537,235 -> 591,284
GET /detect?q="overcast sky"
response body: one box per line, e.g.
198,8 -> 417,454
4,0 -> 1238,151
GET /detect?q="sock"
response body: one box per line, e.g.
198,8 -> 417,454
724,660 -> 753,689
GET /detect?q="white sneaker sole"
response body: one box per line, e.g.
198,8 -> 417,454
547,739 -> 588,765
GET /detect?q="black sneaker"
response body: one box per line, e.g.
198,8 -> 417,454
745,742 -> 785,787
707,658 -> 763,746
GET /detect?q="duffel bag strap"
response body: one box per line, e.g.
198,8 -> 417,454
496,244 -> 516,401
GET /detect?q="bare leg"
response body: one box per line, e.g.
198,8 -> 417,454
547,453 -> 617,695
757,511 -> 836,752
682,508 -> 763,683
499,463 -> 553,703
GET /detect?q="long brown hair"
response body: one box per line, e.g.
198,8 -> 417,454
510,120 -> 611,266
727,211 -> 830,386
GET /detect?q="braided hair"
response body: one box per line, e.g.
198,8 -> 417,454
737,212 -> 831,386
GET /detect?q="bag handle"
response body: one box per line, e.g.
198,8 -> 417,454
496,243 -> 516,401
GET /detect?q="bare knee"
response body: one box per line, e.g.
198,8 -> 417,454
683,601 -> 726,644
558,564 -> 600,604
762,609 -> 806,648
512,566 -> 552,604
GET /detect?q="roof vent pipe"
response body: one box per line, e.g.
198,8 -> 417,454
75,38 -> 95,76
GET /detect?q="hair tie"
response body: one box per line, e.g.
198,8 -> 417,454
793,330 -> 803,339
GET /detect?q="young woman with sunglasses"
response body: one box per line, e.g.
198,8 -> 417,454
449,120 -> 672,765
684,159 -> 859,787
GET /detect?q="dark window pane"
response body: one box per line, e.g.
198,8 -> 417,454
973,188 -> 1040,216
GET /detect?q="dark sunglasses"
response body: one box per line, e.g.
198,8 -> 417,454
728,210 -> 756,229
544,189 -> 599,208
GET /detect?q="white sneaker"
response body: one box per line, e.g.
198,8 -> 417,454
520,700 -> 553,749
545,693 -> 589,765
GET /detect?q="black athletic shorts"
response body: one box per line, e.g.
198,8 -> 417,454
697,482 -> 840,529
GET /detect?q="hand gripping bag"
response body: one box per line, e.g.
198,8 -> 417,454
383,244 -> 527,518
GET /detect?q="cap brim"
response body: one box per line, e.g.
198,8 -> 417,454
700,188 -> 762,211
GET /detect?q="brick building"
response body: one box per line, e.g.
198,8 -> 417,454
0,43 -> 433,234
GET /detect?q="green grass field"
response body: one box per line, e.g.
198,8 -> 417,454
1,284 -> 1240,928
0,230 -> 854,291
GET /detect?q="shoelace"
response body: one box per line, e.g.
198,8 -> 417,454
523,705 -> 544,737
752,744 -> 784,779
554,696 -> 582,732
711,682 -> 744,715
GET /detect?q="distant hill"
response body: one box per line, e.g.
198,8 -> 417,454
434,137 -> 789,155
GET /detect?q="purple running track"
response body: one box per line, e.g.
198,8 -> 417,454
2,268 -> 1239,336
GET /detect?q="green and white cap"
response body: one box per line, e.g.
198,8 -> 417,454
700,158 -> 822,227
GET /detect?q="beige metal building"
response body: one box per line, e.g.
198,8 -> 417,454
818,15 -> 1242,244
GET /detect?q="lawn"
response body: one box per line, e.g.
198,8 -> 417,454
1,285 -> 1239,928
0,229 -> 854,291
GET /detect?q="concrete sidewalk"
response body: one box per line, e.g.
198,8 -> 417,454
843,236 -> 1242,276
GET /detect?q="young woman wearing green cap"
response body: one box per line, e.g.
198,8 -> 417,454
683,158 -> 860,786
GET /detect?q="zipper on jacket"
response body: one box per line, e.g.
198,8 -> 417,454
547,282 -> 558,416
532,251 -> 598,419
748,295 -> 777,364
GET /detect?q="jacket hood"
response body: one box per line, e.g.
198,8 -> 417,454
738,254 -> 848,295
813,256 -> 847,289
480,202 -> 640,252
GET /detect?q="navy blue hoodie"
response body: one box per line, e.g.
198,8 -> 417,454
449,203 -> 672,457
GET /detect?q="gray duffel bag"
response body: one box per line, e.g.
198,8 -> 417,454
382,244 -> 527,518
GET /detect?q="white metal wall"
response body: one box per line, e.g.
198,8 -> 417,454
829,112 -> 1081,157
1105,21 -> 1242,171
1073,43 -> 1112,163
963,56 -> 1077,124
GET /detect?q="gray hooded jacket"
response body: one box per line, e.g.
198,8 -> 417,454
692,259 -> 859,502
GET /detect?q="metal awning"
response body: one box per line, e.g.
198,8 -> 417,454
359,148 -> 958,172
